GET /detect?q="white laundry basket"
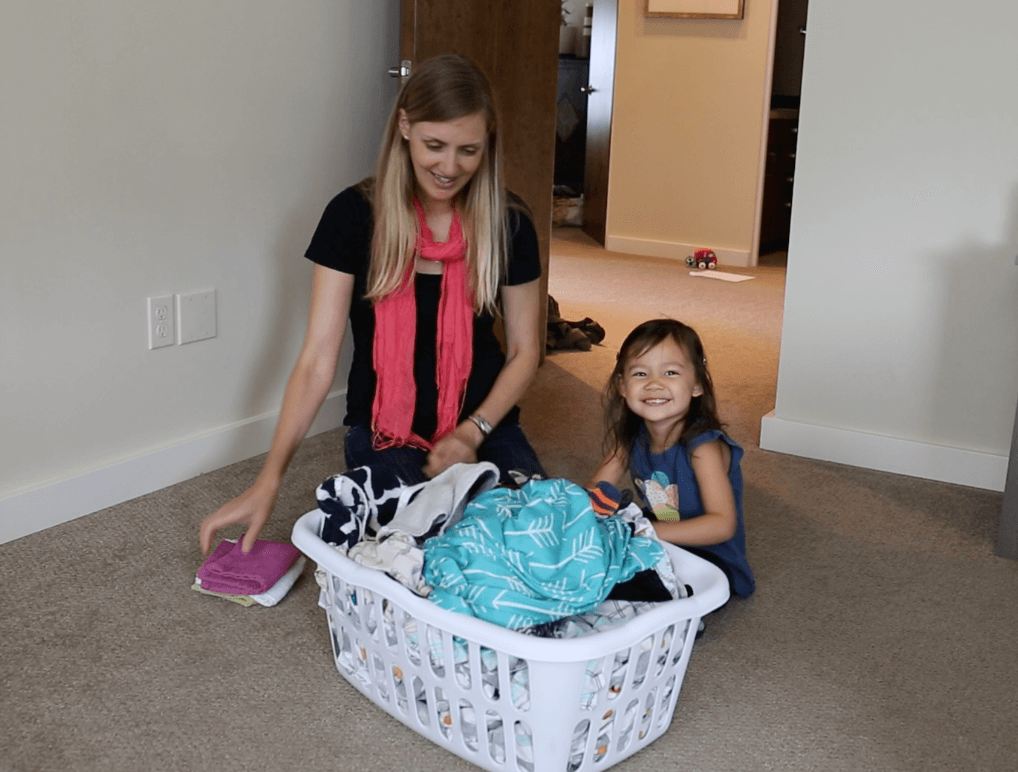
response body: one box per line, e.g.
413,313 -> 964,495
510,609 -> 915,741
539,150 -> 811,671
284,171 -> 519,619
292,508 -> 729,772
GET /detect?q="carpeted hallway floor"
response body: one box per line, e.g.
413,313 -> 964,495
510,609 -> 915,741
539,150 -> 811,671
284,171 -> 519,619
1,228 -> 1015,772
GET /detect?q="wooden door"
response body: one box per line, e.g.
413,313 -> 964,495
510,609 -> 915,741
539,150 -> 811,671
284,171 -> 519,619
398,0 -> 560,333
581,0 -> 618,246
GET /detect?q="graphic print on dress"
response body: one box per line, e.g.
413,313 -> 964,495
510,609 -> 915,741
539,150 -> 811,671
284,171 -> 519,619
634,471 -> 680,521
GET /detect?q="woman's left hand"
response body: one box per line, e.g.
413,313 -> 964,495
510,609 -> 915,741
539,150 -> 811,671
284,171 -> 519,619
423,422 -> 482,477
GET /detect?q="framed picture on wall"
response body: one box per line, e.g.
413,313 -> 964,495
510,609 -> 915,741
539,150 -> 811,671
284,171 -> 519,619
645,0 -> 745,19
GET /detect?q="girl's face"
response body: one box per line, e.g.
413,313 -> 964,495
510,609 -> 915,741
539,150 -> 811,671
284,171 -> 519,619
617,337 -> 704,432
399,110 -> 487,209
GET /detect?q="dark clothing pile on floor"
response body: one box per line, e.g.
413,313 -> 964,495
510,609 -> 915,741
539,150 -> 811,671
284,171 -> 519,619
546,295 -> 605,351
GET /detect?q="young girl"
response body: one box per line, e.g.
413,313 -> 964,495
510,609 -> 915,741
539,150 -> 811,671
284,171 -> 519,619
587,319 -> 755,598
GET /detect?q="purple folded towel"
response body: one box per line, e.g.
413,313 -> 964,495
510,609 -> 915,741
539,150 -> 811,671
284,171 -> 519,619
197,537 -> 303,596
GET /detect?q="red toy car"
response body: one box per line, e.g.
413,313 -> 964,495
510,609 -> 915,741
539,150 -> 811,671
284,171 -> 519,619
686,248 -> 718,270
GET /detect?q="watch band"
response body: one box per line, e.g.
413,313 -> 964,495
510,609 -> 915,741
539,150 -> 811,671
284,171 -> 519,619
469,413 -> 493,437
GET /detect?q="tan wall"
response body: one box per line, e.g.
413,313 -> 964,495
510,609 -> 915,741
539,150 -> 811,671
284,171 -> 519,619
606,0 -> 776,266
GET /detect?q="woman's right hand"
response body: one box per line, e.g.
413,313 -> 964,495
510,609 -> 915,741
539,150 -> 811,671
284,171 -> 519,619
199,475 -> 281,555
197,265 -> 354,556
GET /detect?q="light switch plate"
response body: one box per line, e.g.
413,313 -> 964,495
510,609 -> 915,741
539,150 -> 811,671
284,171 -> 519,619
176,289 -> 216,345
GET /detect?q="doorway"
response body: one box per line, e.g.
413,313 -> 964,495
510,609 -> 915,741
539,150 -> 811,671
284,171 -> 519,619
552,0 -> 617,246
759,0 -> 809,264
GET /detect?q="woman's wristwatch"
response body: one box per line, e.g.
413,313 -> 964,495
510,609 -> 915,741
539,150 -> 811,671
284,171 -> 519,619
468,413 -> 493,439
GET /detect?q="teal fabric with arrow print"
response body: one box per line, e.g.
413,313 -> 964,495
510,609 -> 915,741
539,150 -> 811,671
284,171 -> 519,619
422,478 -> 666,629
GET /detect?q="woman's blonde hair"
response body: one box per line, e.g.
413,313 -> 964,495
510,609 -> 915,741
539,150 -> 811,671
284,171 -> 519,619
364,54 -> 512,314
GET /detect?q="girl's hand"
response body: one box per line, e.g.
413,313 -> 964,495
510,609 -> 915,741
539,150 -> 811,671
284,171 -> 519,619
423,421 -> 482,478
199,476 -> 280,555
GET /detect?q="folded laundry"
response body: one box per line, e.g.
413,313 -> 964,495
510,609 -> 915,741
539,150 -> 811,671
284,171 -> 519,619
196,537 -> 303,597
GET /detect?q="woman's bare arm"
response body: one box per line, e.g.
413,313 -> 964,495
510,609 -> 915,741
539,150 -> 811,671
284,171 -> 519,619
199,265 -> 354,553
423,278 -> 541,476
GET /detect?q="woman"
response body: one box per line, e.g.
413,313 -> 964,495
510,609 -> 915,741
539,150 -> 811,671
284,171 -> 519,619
200,54 -> 546,555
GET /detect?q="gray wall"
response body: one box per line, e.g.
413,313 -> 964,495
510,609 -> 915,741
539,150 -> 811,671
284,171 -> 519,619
764,0 -> 1018,490
1,1 -> 400,541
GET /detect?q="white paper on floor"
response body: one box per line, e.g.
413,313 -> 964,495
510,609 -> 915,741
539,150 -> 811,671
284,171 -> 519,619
689,270 -> 755,283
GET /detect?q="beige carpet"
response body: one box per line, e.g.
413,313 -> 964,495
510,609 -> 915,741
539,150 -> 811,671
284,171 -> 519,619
2,229 -> 1015,772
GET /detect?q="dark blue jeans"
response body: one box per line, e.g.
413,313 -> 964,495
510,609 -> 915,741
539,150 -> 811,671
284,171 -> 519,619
343,422 -> 546,486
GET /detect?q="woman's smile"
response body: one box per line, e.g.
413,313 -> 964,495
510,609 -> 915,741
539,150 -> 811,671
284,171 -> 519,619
400,111 -> 487,209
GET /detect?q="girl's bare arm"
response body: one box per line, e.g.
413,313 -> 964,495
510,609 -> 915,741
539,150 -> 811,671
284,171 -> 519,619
586,446 -> 627,489
650,439 -> 737,547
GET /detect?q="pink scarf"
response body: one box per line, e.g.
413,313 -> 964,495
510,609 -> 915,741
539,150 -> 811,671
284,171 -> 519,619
371,199 -> 473,451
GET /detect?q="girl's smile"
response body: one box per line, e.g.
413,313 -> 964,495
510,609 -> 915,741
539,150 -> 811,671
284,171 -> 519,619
618,337 -> 703,449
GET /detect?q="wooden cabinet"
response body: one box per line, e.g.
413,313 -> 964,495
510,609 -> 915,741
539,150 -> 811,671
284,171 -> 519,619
759,109 -> 798,251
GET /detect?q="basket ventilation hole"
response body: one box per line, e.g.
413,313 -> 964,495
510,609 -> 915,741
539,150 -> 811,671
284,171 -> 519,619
617,698 -> 640,752
372,653 -> 388,702
412,676 -> 429,727
568,719 -> 591,772
673,620 -> 691,665
434,687 -> 452,738
513,720 -> 534,772
392,665 -> 408,715
453,636 -> 471,690
579,658 -> 603,711
631,635 -> 654,689
637,687 -> 657,741
455,660 -> 472,690
426,625 -> 446,677
480,647 -> 499,702
510,657 -> 530,711
329,622 -> 343,662
460,700 -> 478,750
655,626 -> 675,679
608,651 -> 629,700
353,637 -> 370,679
334,629 -> 357,676
593,708 -> 616,762
345,586 -> 360,630
657,676 -> 678,729
382,599 -> 399,651
363,589 -> 379,641
486,711 -> 506,764
403,614 -> 422,666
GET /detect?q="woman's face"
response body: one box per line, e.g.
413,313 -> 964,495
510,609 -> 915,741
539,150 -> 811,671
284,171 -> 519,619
399,110 -> 487,209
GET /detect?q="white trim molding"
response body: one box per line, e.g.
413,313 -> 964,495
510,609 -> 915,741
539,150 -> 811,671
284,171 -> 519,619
0,391 -> 347,546
604,235 -> 754,268
760,410 -> 1008,492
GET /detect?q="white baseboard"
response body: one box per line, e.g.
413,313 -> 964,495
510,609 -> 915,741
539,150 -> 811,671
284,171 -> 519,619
0,391 -> 347,546
604,235 -> 753,268
759,410 -> 1008,492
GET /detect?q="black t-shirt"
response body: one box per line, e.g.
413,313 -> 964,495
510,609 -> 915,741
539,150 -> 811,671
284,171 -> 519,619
304,184 -> 542,439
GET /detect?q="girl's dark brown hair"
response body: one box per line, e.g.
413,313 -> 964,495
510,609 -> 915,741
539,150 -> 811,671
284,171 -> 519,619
602,318 -> 723,463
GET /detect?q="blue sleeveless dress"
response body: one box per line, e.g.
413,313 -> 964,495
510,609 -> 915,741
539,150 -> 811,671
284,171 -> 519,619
629,427 -> 755,598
